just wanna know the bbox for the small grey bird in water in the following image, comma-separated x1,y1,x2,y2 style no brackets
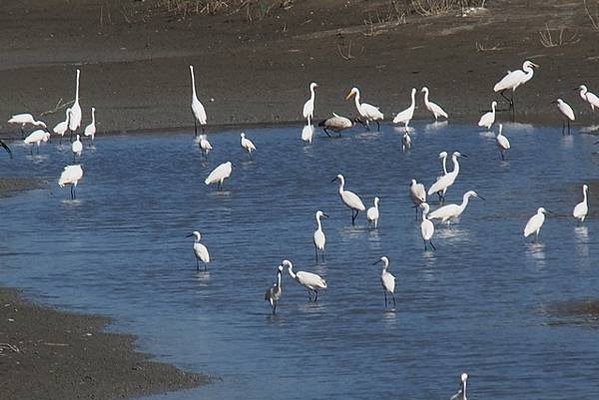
265,265,284,315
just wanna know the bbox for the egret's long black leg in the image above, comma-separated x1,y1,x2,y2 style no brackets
430,240,437,251
194,118,198,137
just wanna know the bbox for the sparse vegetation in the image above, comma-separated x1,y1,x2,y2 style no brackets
408,0,486,16
538,24,579,48
583,0,599,31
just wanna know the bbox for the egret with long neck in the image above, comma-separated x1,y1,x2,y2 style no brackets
190,65,207,136
427,152,466,202
332,174,366,225
313,210,328,262
427,190,484,225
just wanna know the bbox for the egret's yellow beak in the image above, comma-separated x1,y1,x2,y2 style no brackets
345,92,354,100
532,62,540,68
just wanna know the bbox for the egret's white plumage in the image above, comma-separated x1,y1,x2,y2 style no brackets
409,179,427,219
392,88,417,129
427,152,465,200
69,69,82,133
240,132,257,158
346,87,384,131
318,113,353,137
421,86,448,120
313,210,328,262
283,259,327,301
438,151,449,175
23,129,50,154
554,98,575,134
367,197,380,229
578,85,599,111
84,107,96,141
187,231,210,271
72,134,83,159
524,207,549,241
302,82,318,124
420,203,436,251
205,161,232,190
198,134,213,156
8,113,47,135
53,108,71,143
333,174,366,225
374,256,396,308
478,101,497,130
265,265,284,315
494,60,539,110
496,124,511,160
190,65,207,136
573,184,589,223
428,190,483,225
301,124,315,143
58,164,84,200
450,373,469,400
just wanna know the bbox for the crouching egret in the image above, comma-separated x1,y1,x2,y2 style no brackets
186,231,210,271
578,85,599,111
265,265,284,315
303,82,318,124
283,259,327,302
573,184,589,223
496,124,511,160
478,101,497,130
427,190,484,225
450,373,469,400
553,99,575,135
240,132,256,158
8,113,47,136
24,130,50,155
494,60,539,112
313,210,328,262
318,113,353,137
392,88,417,130
420,203,436,251
524,207,550,242
421,86,448,120
367,197,380,229
198,134,213,157
205,161,232,190
427,151,466,202
346,87,384,131
190,65,207,136
58,164,84,200
373,256,396,308
332,174,366,225
409,179,426,219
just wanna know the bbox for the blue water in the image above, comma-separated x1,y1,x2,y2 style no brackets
1,121,599,400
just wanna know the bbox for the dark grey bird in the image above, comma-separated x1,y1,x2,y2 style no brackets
265,265,284,315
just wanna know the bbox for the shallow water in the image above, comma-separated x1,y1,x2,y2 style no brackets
1,121,599,399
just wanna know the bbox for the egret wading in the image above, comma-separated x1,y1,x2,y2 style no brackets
578,85,599,111
84,107,96,141
421,86,448,120
553,98,575,135
69,69,82,140
427,151,466,202
373,256,396,308
367,197,380,229
186,231,210,271
240,132,257,159
265,265,284,315
58,164,84,200
420,203,436,251
313,210,328,262
332,174,366,225
205,161,232,190
190,65,207,136
428,190,484,225
53,108,71,144
8,113,47,137
318,113,353,137
450,373,469,400
524,207,550,242
409,179,427,219
478,101,497,130
346,87,384,131
494,60,539,113
301,123,315,143
431,151,449,201
496,124,511,160
573,184,589,223
302,82,318,125
72,134,83,161
24,130,50,155
283,259,327,302
392,88,417,130
198,134,213,157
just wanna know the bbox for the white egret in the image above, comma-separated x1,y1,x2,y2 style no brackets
8,113,47,137
392,88,417,129
186,231,210,271
72,134,83,161
205,161,232,190
346,87,384,131
373,256,396,308
428,190,484,225
478,101,497,130
578,85,599,111
83,107,96,141
240,132,257,158
283,259,327,302
301,123,315,143
23,130,50,155
332,174,366,225
69,69,82,137
420,203,436,251
494,60,539,111
190,65,207,136
573,184,589,223
553,98,575,135
427,151,466,201
421,86,448,120
496,123,511,160
265,265,284,315
302,82,318,124
53,108,71,144
450,373,468,400
318,113,353,137
367,197,380,229
409,179,427,219
313,210,328,262
58,164,84,200
431,151,449,201
523,207,549,242
198,134,213,157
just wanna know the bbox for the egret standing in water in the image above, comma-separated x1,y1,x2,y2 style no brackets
392,88,417,130
420,203,436,251
373,256,396,308
409,179,427,219
496,124,511,160
53,108,71,144
283,259,327,302
524,207,550,242
8,113,47,137
302,82,318,125
240,132,257,159
431,151,449,201
198,134,213,158
367,197,380,229
265,265,284,315
578,85,599,111
553,98,575,135
190,65,207,136
83,107,96,141
450,373,469,400
427,190,484,225
478,101,497,130
186,230,210,271
494,60,539,112
24,130,50,155
69,69,82,139
71,134,83,161
428,151,466,202
573,184,589,223
313,210,328,262
205,161,232,190
332,174,366,225
318,112,353,137
58,164,84,200
346,87,384,131
421,86,448,120
301,123,315,143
